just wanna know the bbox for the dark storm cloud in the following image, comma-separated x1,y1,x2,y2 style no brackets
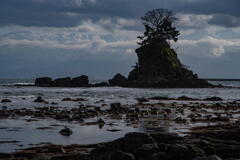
0,0,239,27
208,14,240,28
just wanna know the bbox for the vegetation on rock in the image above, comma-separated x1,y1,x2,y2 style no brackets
128,8,211,87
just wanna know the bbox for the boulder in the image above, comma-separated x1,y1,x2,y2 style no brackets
35,77,52,87
109,73,128,86
71,75,89,87
110,103,122,111
34,96,46,103
59,127,73,136
1,99,11,103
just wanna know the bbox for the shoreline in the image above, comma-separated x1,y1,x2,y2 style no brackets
1,122,240,160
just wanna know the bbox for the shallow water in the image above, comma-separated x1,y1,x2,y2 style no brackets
0,116,139,153
1,82,240,152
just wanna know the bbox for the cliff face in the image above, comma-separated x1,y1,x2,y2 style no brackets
127,40,212,88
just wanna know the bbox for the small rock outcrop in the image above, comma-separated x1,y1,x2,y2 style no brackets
59,127,73,136
109,73,128,86
35,75,90,87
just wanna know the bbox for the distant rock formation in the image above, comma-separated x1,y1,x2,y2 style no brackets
35,75,90,87
109,41,213,88
35,41,213,88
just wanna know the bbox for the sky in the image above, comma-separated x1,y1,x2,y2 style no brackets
0,0,240,79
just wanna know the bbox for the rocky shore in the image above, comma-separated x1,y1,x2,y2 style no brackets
1,94,240,159
1,95,236,125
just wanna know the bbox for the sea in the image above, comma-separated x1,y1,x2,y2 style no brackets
0,78,240,152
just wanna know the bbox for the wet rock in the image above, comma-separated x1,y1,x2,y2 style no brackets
177,96,198,101
36,145,65,153
1,99,11,103
110,103,122,111
204,97,223,101
110,150,135,160
2,106,7,109
193,155,222,160
136,97,149,103
62,98,86,101
107,129,122,132
59,127,73,136
149,96,174,100
34,96,46,103
62,97,72,101
98,118,105,124
35,77,52,87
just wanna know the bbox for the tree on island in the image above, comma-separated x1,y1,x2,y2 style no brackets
126,8,211,87
137,9,180,46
